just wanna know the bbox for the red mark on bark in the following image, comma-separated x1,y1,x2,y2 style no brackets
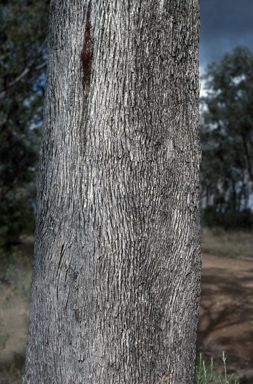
81,4,92,91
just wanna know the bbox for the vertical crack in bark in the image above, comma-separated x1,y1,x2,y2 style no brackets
81,2,92,96
56,244,65,300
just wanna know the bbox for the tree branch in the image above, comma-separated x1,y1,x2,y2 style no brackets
0,38,47,97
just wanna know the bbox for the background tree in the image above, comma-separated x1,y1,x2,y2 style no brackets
25,1,201,383
201,46,253,228
0,0,48,248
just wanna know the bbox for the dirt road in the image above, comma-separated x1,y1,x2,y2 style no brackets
198,254,253,382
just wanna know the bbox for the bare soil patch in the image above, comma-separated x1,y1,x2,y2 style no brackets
198,254,253,383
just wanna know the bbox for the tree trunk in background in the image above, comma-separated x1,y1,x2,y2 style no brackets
25,1,201,383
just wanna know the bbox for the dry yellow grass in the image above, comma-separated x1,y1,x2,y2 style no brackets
202,228,253,259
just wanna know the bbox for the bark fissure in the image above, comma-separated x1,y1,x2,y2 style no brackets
82,2,92,96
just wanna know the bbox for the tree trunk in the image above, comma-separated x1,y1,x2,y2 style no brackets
25,1,201,383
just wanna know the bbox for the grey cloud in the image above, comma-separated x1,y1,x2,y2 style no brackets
200,0,253,68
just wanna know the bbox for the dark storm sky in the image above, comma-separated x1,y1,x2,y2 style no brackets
200,0,253,71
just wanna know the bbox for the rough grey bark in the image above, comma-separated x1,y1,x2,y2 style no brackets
25,0,201,383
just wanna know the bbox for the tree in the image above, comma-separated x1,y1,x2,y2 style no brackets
25,1,201,383
0,0,48,248
201,46,253,218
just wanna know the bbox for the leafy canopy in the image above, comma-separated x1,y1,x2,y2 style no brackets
0,0,49,248
201,46,253,226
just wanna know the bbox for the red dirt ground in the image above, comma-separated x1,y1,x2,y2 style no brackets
198,254,253,383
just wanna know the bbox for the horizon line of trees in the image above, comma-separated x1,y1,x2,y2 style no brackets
200,46,253,229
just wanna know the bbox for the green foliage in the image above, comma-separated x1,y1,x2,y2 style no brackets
201,206,253,230
201,46,253,221
0,191,35,249
0,1,49,249
195,353,239,384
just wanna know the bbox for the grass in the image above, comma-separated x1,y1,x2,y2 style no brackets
0,366,24,384
202,227,253,259
195,352,240,384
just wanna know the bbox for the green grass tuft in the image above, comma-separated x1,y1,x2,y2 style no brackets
195,352,240,384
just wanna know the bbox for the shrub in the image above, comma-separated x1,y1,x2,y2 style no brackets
201,206,253,230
